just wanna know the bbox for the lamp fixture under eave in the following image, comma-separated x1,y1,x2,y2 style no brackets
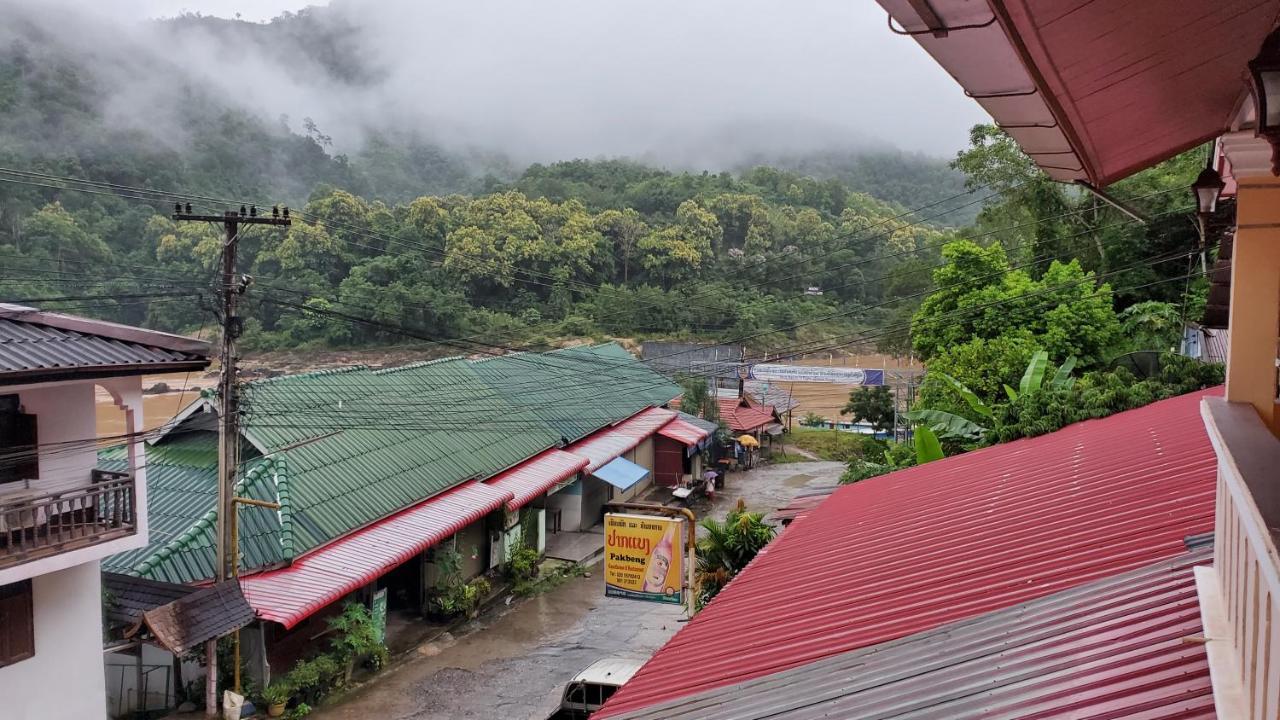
1191,165,1225,216
1248,26,1280,174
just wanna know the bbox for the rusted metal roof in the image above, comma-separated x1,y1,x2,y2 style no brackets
238,481,512,629
597,388,1220,717
103,572,195,627
605,549,1213,720
765,487,837,526
566,407,676,472
0,305,209,382
484,448,587,512
141,582,255,655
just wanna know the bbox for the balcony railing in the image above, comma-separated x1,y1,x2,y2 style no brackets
1201,397,1280,719
0,470,137,570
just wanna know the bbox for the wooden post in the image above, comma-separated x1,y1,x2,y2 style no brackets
173,205,289,714
204,639,217,718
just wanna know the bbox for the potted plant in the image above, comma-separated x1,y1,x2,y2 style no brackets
263,682,290,718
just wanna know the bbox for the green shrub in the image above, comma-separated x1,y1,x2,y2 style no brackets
788,428,880,463
326,602,388,672
507,544,541,583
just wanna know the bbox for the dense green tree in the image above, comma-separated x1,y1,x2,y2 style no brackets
841,386,895,433
912,240,1121,368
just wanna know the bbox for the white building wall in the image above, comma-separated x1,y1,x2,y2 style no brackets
17,382,97,495
0,561,108,720
0,378,148,586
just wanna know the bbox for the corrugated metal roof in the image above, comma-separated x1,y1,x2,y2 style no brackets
765,487,837,525
744,381,799,412
567,407,676,472
102,572,195,627
128,456,286,585
716,397,776,433
657,417,712,447
102,432,223,578
238,481,512,629
240,358,560,556
472,343,680,444
605,549,1214,720
597,388,1221,717
111,346,677,585
484,448,587,512
0,315,208,380
142,581,255,655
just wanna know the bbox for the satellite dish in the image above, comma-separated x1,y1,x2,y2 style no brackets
1111,351,1165,379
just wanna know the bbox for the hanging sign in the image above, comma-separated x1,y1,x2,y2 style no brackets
603,513,684,605
747,364,885,385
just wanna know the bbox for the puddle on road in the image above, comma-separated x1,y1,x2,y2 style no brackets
784,473,817,488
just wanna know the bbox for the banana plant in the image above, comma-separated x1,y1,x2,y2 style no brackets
904,372,990,441
907,352,1077,442
913,423,945,464
1003,352,1076,402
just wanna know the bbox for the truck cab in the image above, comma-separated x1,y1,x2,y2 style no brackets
548,658,644,719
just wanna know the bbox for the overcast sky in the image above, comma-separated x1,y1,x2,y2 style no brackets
83,1,991,162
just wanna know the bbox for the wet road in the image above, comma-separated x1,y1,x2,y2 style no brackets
309,460,844,720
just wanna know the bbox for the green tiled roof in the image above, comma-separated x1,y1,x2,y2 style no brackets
239,358,561,555
103,432,286,584
471,343,680,443
108,343,677,585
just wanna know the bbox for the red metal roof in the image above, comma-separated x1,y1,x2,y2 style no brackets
604,549,1213,720
598,388,1221,717
239,481,512,628
715,397,775,433
656,417,711,447
567,407,676,472
876,0,1280,186
484,448,588,512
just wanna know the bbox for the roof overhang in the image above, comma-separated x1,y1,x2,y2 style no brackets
0,304,211,355
877,0,1280,186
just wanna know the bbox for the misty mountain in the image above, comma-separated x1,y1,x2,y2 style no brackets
0,2,977,216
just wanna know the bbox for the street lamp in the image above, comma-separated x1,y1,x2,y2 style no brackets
1191,163,1224,275
1248,27,1280,174
1191,164,1225,216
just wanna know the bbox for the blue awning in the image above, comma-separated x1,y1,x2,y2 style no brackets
591,456,650,490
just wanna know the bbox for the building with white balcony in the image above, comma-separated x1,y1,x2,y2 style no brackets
0,305,209,720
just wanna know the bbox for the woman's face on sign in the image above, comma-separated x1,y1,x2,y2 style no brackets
647,549,670,583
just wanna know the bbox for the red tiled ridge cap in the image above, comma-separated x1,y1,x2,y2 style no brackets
597,387,1222,717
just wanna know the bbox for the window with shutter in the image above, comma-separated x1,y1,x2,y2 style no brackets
0,395,38,486
0,580,34,667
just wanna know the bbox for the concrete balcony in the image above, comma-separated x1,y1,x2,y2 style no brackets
0,470,136,570
1197,397,1280,719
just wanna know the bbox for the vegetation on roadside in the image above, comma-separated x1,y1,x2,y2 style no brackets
695,501,777,609
426,546,491,620
255,602,388,718
787,427,882,463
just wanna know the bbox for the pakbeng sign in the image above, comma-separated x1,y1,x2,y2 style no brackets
604,513,684,604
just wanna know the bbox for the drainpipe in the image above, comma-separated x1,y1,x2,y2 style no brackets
607,501,698,617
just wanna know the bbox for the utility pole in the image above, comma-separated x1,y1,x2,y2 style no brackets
173,203,289,716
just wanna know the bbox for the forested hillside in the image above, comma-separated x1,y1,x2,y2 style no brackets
0,7,1208,361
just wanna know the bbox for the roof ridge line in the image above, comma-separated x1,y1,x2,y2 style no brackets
249,366,371,385
371,356,467,373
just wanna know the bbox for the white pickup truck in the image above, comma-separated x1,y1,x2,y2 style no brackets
546,658,645,719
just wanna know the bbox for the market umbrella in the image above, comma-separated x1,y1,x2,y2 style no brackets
737,434,760,447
